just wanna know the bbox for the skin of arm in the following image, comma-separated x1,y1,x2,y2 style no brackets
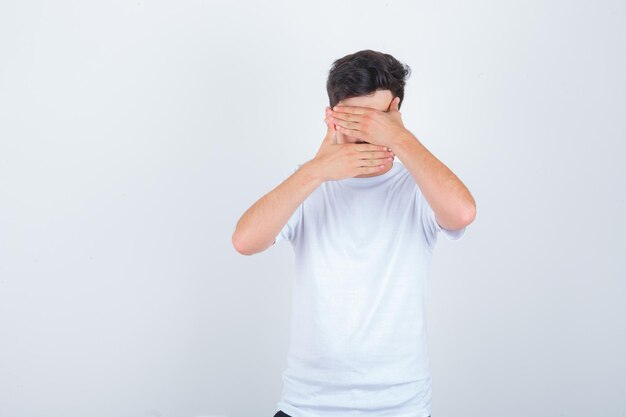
329,97,476,231
231,161,323,256
233,108,391,256
389,131,476,231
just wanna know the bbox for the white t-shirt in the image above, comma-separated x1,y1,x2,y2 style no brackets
274,159,466,417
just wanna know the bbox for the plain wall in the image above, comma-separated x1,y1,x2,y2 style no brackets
1,1,624,417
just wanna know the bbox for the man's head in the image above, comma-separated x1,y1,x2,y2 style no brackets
326,49,411,144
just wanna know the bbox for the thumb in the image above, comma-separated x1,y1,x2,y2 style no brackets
316,117,336,158
323,112,337,145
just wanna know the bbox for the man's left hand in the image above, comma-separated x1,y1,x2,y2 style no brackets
328,96,409,148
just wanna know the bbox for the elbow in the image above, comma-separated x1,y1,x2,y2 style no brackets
232,230,256,256
232,228,273,256
461,203,477,227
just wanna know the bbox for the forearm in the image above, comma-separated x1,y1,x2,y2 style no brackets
232,160,323,255
390,131,476,230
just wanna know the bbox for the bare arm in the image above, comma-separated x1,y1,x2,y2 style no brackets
231,161,323,256
232,108,393,256
390,131,476,230
329,99,476,231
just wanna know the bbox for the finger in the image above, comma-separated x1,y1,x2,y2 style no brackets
323,118,336,144
332,105,370,115
356,163,389,175
356,156,394,166
335,123,361,136
331,116,359,130
325,107,338,137
330,111,362,123
351,143,389,152
356,150,394,160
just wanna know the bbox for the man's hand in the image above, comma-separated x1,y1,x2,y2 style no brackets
327,96,408,148
305,107,395,182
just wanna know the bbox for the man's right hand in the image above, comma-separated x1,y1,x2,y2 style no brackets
305,107,395,182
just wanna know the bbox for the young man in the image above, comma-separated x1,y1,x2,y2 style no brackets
232,49,476,417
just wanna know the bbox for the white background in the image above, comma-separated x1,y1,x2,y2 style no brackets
1,1,625,417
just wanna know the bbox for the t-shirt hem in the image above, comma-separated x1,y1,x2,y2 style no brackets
276,401,431,417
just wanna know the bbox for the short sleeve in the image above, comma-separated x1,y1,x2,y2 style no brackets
274,163,304,245
417,187,466,248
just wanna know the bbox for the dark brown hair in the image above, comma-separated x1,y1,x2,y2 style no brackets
326,49,411,110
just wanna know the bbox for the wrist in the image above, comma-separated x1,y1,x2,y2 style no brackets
300,159,327,185
388,130,417,152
